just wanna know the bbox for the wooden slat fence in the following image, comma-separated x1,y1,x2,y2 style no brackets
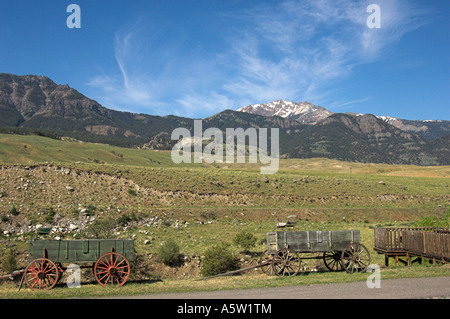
374,227,450,263
374,227,434,252
403,229,450,262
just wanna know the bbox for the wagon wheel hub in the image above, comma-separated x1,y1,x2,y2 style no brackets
323,251,345,272
37,271,46,280
281,259,290,266
108,267,117,275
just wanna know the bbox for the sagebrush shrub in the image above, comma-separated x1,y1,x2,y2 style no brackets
2,248,17,274
158,238,181,266
233,230,257,252
201,242,240,277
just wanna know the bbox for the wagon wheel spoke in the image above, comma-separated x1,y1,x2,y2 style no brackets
323,251,344,271
331,259,343,271
341,243,371,273
353,245,370,270
94,252,131,287
272,249,286,275
285,253,301,276
25,258,59,290
272,249,301,276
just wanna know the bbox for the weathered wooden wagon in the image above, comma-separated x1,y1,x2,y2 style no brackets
259,230,370,276
24,239,135,290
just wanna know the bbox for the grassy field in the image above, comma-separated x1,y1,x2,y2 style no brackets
0,133,449,298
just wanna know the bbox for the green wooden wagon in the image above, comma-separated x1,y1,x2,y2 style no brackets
259,230,370,276
24,239,135,290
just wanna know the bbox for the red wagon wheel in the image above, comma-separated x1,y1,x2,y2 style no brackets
94,251,131,287
25,258,59,290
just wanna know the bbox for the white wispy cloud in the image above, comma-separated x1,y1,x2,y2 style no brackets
87,27,156,113
222,0,430,109
87,19,185,114
87,0,431,117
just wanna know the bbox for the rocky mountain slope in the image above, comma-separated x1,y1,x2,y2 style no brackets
0,73,449,165
0,73,194,146
281,113,449,165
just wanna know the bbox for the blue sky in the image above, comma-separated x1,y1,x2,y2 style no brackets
0,0,448,120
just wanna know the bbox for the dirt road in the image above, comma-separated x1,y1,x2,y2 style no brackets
121,276,449,299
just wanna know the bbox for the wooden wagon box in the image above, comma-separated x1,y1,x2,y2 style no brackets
266,230,361,254
29,239,135,263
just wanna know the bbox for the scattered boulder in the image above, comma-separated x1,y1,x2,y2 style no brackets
260,176,269,183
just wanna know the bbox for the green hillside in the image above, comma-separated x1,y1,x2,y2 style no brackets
0,133,185,167
0,133,448,224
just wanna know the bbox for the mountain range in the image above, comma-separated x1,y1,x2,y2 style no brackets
238,99,450,138
0,73,449,165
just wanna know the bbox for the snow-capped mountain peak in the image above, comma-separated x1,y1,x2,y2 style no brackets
237,100,333,124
